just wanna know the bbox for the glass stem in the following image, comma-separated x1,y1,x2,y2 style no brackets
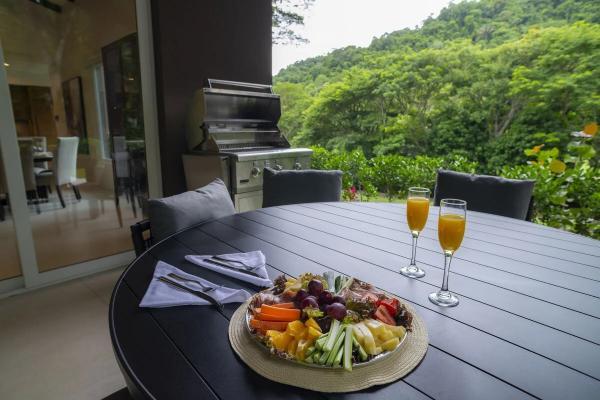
441,250,453,291
410,232,419,267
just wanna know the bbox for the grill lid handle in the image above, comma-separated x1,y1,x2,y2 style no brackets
207,79,273,94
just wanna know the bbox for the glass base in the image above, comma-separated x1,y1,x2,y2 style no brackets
400,265,425,279
429,290,459,307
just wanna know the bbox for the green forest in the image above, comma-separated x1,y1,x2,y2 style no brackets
273,0,600,238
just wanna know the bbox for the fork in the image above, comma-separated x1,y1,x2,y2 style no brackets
211,256,261,271
167,273,217,292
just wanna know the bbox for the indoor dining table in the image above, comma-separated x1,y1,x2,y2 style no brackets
110,202,600,400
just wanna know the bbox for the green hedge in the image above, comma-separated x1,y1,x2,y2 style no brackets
310,144,599,239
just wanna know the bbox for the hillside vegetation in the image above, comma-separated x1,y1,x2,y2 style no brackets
274,0,599,171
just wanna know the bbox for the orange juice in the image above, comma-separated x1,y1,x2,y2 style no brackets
438,214,466,251
407,197,430,232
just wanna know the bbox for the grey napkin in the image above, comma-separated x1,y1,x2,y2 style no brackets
139,261,251,308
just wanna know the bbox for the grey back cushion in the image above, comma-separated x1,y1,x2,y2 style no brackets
148,178,235,241
433,169,535,220
262,168,343,208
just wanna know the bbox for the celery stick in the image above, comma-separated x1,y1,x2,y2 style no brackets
324,320,340,352
333,346,343,367
304,354,314,364
306,346,316,357
315,332,329,350
326,331,346,366
318,348,330,364
343,325,354,371
352,336,368,361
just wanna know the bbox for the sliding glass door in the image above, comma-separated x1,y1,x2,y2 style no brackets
0,0,160,293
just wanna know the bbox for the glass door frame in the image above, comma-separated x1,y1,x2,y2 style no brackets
0,0,162,296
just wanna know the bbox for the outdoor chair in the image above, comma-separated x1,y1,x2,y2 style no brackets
262,167,343,207
131,178,235,255
433,169,535,220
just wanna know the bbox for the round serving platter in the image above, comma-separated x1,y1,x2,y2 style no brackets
244,294,408,369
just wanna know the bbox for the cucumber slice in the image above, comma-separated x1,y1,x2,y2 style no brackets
323,319,340,352
333,346,343,367
326,330,346,366
352,335,368,361
343,325,354,371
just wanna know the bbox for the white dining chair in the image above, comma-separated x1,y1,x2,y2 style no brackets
19,139,41,213
37,137,87,208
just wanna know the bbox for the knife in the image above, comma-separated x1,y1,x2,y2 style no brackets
203,257,263,278
158,276,224,311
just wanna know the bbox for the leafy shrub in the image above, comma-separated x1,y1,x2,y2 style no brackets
311,146,476,200
311,136,598,239
501,131,599,239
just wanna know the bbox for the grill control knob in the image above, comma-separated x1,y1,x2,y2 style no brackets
251,167,261,177
274,164,283,171
294,162,302,170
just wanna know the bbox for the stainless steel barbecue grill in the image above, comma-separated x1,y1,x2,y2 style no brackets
183,79,312,212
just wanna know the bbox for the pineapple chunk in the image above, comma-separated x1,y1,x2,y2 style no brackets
381,337,400,352
296,339,311,361
307,326,322,341
364,319,386,337
286,320,305,337
355,322,377,355
266,330,282,339
352,324,365,344
287,339,299,356
378,329,395,342
386,324,406,339
372,346,383,355
271,332,293,351
304,318,321,332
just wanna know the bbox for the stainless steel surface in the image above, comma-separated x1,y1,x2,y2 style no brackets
203,258,263,278
157,277,223,311
184,79,313,212
167,273,216,292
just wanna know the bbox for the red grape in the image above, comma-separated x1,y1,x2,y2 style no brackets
295,289,308,303
326,303,347,320
300,295,319,309
307,279,324,296
318,291,334,305
332,295,346,305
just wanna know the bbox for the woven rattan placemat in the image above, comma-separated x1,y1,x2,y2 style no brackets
228,299,428,393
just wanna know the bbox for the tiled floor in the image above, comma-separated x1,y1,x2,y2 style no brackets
0,267,127,400
0,184,140,280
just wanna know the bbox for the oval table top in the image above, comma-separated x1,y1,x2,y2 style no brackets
110,202,600,400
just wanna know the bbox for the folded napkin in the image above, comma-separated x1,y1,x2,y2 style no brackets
139,260,251,308
185,251,273,287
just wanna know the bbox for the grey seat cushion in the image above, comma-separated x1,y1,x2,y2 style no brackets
433,169,535,220
262,168,343,208
148,178,235,241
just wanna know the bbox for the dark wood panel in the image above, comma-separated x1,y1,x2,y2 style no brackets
357,203,600,265
110,271,218,400
213,216,600,399
302,203,600,300
196,221,536,400
151,0,272,195
258,206,600,343
354,202,600,250
329,202,600,275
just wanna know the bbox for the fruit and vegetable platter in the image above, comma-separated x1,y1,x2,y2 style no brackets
246,273,414,371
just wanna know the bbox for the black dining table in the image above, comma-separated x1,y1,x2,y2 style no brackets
110,202,600,400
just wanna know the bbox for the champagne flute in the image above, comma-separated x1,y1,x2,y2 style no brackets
400,187,431,279
429,199,466,307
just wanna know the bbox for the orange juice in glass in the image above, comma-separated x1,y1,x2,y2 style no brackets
429,199,467,307
400,187,431,279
